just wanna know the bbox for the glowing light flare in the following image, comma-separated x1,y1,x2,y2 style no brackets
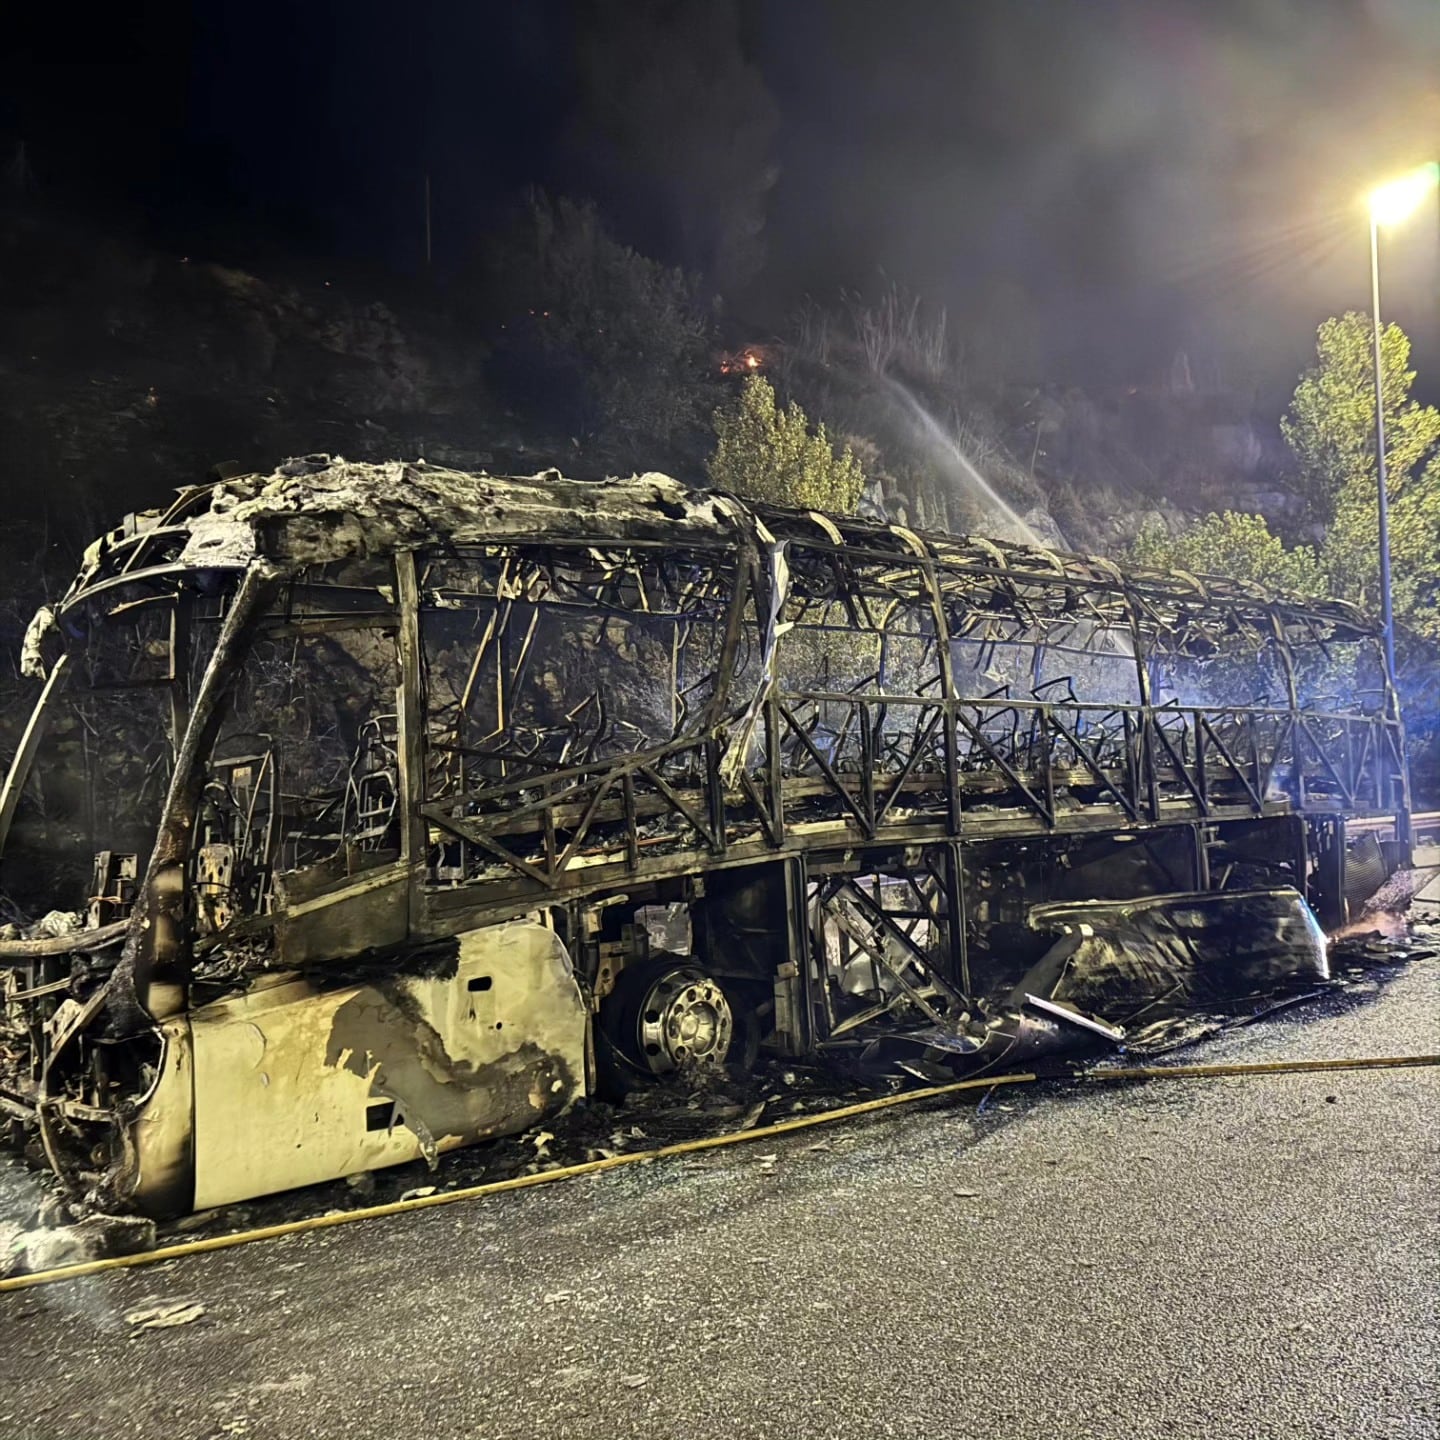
1368,163,1439,227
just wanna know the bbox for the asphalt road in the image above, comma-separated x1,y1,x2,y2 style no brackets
2,958,1436,1440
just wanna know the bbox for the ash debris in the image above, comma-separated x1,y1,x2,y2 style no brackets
1,923,1421,1265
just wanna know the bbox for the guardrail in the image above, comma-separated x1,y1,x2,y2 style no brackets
1348,810,1440,843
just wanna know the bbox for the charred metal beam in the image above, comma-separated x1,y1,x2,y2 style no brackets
105,561,278,1025
0,654,71,860
395,550,429,924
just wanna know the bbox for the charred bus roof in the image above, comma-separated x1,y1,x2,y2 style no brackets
41,455,1379,661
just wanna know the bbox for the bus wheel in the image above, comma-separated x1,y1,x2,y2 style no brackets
599,959,735,1083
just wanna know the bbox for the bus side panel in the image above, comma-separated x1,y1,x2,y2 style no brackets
137,920,588,1211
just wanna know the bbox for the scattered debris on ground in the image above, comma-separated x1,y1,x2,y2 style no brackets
124,1300,206,1330
1,1213,155,1278
0,925,1432,1260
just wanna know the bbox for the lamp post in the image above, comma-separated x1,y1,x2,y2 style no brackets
1366,162,1438,851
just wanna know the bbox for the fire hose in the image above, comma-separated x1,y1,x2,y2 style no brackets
2,1050,1436,1294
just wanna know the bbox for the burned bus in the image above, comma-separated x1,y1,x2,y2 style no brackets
0,459,1410,1213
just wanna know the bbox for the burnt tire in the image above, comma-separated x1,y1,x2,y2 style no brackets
595,957,754,1098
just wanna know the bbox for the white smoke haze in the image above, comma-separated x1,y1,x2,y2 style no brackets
1,1157,123,1329
757,0,1440,394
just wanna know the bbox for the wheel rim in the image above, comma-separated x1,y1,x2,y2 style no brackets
636,968,734,1076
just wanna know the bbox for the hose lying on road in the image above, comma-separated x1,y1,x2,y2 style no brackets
2,1051,1436,1294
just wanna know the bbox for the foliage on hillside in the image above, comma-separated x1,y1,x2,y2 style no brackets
480,191,719,464
1136,314,1440,641
707,375,866,513
1333,465,1440,642
1130,511,1325,596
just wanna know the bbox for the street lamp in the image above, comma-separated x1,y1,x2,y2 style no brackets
1366,164,1438,682
1366,161,1437,851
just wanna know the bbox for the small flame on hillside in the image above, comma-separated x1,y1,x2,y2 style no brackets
720,346,765,375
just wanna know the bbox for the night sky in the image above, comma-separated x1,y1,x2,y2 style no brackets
5,0,1439,400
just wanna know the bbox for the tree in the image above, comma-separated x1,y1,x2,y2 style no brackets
1278,315,1440,622
1129,510,1325,596
1281,312,1440,526
707,375,867,513
481,192,717,461
1390,463,1440,642
1331,452,1440,641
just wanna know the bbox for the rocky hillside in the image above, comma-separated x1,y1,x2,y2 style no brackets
1,209,565,548
2,206,1307,569
770,335,1303,561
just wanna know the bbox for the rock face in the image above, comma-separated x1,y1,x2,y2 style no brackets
1021,380,1301,555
